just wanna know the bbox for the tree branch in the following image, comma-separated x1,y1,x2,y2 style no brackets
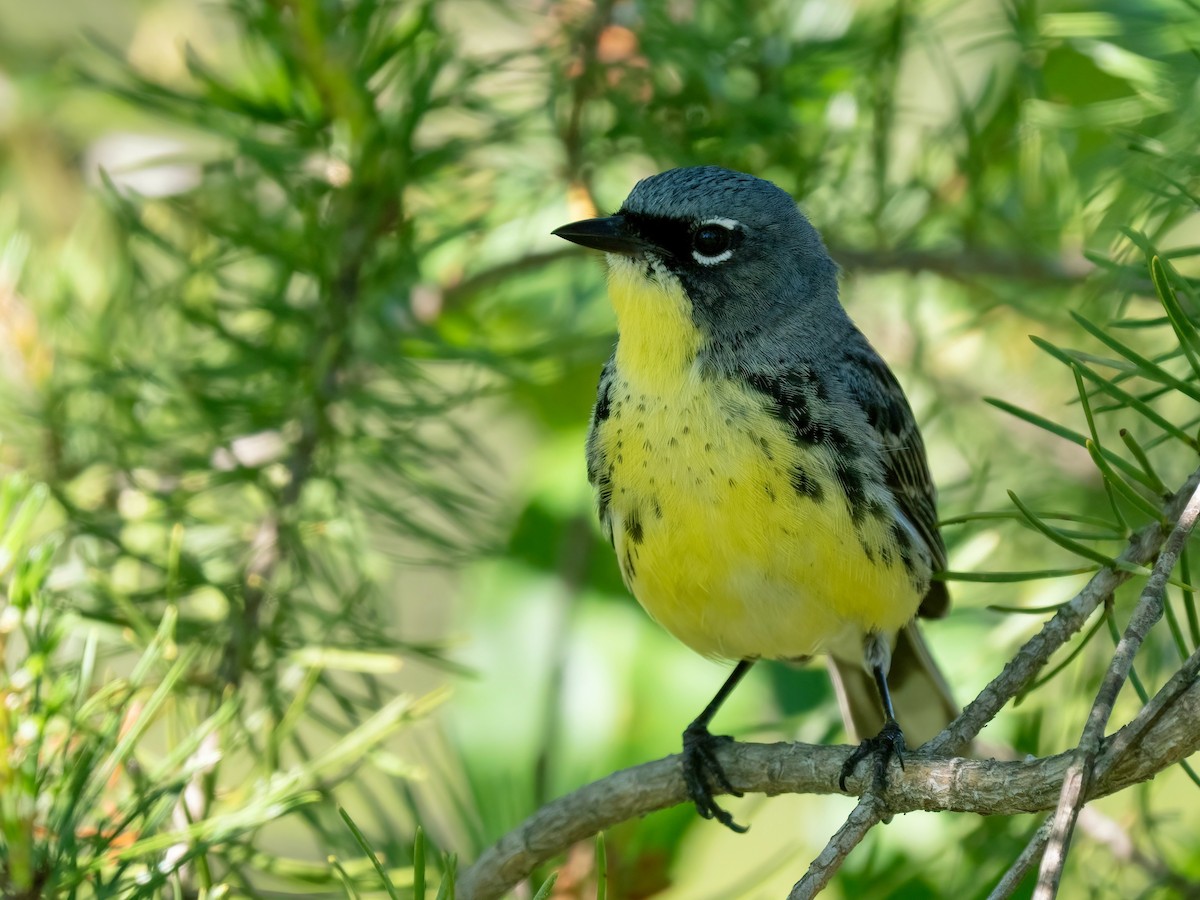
828,245,1096,288
456,474,1200,900
790,468,1200,893
1035,480,1200,898
457,669,1200,900
993,639,1200,898
989,817,1054,900
926,468,1200,757
787,798,882,900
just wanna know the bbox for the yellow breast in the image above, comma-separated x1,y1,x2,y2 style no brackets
595,258,922,661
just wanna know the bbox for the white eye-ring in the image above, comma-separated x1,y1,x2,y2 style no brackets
691,217,740,266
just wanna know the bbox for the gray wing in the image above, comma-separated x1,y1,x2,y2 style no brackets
842,347,949,618
586,356,617,546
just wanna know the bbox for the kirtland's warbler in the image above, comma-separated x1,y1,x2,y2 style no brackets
553,166,956,832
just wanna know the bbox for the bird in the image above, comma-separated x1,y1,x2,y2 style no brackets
552,165,957,832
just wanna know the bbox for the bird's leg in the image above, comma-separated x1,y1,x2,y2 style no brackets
681,659,753,833
839,634,906,792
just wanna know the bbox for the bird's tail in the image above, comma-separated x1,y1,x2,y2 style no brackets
827,623,957,748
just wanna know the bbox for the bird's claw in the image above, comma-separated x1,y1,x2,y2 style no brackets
839,718,906,793
681,722,748,833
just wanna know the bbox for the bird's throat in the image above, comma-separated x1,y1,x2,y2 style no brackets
607,257,703,389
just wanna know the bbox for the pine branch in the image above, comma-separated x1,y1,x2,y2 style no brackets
1034,480,1200,898
993,639,1200,898
457,467,1200,900
787,799,882,900
457,668,1200,900
829,245,1099,288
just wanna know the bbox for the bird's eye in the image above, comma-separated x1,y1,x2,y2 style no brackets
690,222,738,265
692,225,732,258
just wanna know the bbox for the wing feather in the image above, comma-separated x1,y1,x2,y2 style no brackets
843,349,949,618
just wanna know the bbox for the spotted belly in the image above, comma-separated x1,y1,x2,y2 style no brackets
592,376,926,662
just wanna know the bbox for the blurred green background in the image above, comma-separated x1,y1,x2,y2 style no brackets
2,0,1200,897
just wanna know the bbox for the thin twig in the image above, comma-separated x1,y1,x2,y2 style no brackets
458,470,1200,900
989,817,1054,900
788,799,883,899
1034,480,1200,899
456,676,1200,900
830,245,1097,288
1103,643,1200,765
442,249,578,311
993,640,1200,898
926,467,1200,757
989,809,1186,900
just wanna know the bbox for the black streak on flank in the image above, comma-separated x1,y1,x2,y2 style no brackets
586,430,614,529
626,509,644,545
794,366,831,403
595,474,613,530
890,520,915,574
864,497,888,521
594,387,612,424
744,371,854,457
790,465,823,501
834,457,868,522
589,375,615,529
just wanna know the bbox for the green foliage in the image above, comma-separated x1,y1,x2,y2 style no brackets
3,0,1200,896
2,0,489,894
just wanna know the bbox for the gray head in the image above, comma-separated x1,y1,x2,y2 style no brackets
553,166,844,347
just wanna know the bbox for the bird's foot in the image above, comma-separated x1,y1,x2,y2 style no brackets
839,718,906,793
681,722,747,833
